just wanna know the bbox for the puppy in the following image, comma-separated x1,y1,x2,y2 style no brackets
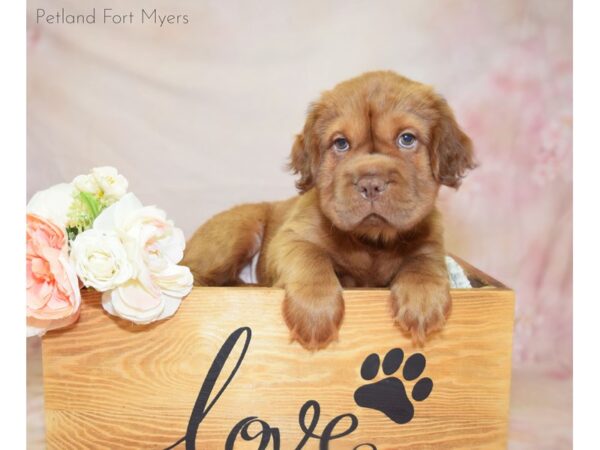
182,71,475,350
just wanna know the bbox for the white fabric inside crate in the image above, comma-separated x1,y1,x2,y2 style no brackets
445,256,472,288
240,255,472,288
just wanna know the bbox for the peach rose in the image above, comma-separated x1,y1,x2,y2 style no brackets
26,214,81,337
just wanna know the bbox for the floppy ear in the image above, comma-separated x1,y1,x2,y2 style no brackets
288,104,321,193
430,99,477,188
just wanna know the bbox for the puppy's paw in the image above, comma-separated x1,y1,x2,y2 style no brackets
391,276,451,345
282,286,344,351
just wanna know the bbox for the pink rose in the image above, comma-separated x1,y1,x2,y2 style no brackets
26,214,81,337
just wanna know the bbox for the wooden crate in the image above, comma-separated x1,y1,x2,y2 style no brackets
42,262,514,449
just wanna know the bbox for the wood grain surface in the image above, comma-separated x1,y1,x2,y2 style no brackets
42,287,514,449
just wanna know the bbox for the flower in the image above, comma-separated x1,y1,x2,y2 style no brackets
68,167,129,239
101,279,186,325
92,166,128,200
25,167,191,331
92,193,192,324
73,166,128,202
26,183,75,229
70,229,133,291
72,174,98,195
26,214,81,337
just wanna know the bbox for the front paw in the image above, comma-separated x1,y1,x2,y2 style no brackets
282,285,344,351
391,276,451,345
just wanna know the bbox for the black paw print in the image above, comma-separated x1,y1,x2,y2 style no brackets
353,348,433,424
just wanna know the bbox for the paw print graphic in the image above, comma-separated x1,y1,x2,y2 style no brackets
353,348,433,424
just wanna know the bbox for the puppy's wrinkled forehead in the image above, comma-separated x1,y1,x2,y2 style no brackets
313,72,441,145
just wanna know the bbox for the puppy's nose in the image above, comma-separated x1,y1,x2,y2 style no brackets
356,176,387,201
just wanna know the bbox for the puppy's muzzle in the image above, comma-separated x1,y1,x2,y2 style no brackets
355,175,389,201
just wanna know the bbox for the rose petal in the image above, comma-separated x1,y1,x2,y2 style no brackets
93,192,143,233
117,281,161,311
30,257,50,280
27,214,65,250
45,289,72,312
26,259,35,288
102,282,164,325
154,264,193,299
155,293,182,321
161,227,185,264
26,282,53,310
27,308,80,337
26,184,75,229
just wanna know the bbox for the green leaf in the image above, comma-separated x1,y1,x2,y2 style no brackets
66,226,79,243
79,192,101,220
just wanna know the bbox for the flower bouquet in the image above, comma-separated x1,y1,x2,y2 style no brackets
26,167,193,336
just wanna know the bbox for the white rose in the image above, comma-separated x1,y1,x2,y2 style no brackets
91,166,128,200
27,183,76,229
94,193,185,268
70,229,133,291
93,193,192,324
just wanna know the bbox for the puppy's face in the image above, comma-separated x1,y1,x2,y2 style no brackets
290,71,475,240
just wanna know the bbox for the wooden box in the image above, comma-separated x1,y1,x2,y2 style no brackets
42,259,514,449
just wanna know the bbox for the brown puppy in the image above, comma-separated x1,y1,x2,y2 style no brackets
182,71,475,350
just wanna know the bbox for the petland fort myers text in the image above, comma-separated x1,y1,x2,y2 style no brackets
36,8,189,26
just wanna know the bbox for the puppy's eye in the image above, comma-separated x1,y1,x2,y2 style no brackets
333,137,350,152
396,132,418,150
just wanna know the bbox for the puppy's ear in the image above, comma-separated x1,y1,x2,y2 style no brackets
288,104,321,193
289,134,314,192
430,98,477,188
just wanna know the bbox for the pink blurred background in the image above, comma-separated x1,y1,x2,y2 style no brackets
27,0,572,448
